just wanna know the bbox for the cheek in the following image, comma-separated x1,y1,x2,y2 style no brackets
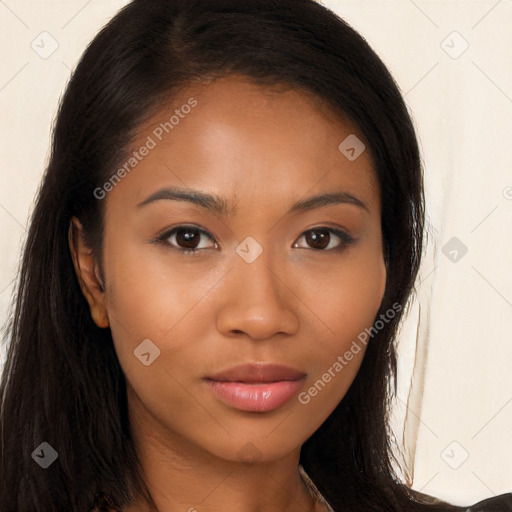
295,247,386,406
103,229,215,328
102,245,212,422
100,233,193,363
302,248,386,344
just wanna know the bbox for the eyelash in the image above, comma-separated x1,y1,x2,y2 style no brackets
153,225,356,255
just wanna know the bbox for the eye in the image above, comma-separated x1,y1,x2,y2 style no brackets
153,225,354,255
154,225,218,255
293,227,355,251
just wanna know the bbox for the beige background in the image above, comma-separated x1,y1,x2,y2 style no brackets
1,0,511,505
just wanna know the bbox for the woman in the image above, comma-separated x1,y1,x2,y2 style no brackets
0,1,510,511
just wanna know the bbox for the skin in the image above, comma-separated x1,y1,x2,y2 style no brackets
70,75,386,512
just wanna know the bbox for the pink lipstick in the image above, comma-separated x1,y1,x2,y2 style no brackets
204,363,306,413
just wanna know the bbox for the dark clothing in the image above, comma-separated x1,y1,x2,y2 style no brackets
467,493,512,511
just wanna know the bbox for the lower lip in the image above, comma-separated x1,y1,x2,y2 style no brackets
205,379,305,412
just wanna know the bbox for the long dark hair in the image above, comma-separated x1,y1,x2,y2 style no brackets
0,1,463,510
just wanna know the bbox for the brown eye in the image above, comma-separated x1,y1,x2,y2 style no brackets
175,227,202,249
156,225,218,254
294,227,354,251
305,229,331,250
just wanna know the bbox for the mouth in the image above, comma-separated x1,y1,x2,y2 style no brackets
204,363,307,413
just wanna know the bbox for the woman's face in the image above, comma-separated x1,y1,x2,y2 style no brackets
77,75,386,463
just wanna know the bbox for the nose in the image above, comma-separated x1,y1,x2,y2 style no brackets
215,250,300,341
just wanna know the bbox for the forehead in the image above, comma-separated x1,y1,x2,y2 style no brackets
106,75,379,212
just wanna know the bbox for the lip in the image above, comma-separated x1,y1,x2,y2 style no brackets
204,363,307,413
207,363,306,383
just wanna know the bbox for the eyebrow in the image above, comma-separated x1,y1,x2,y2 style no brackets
136,186,369,215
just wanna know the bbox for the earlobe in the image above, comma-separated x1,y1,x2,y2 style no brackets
68,218,110,329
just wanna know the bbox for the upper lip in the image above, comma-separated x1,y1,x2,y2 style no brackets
206,363,307,383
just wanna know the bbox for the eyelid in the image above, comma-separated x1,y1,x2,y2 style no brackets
153,224,356,254
292,226,355,250
153,225,219,254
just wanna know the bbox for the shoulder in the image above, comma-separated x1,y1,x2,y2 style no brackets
465,493,512,511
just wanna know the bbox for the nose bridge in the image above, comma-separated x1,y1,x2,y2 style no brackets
234,239,284,306
216,239,299,339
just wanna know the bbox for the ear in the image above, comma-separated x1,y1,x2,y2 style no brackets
68,217,110,328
